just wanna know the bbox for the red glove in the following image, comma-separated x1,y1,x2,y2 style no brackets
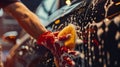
37,31,80,67
0,0,19,8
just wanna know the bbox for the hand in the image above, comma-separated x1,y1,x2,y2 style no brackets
0,0,19,8
37,31,80,67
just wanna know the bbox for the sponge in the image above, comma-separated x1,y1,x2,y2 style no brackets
58,24,77,50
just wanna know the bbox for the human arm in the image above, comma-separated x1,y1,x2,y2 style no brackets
2,1,48,39
1,1,79,67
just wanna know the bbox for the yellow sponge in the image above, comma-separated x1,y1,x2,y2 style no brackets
58,24,77,50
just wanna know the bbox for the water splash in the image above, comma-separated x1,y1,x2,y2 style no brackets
104,0,114,17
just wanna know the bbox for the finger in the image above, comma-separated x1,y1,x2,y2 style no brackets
59,34,71,41
60,46,69,53
63,56,75,66
53,31,59,36
68,50,80,56
68,50,85,59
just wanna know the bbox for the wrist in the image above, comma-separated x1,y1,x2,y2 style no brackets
37,31,53,45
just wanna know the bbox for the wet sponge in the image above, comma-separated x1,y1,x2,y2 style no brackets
58,24,77,50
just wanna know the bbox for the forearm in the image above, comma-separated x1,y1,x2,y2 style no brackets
3,2,48,39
